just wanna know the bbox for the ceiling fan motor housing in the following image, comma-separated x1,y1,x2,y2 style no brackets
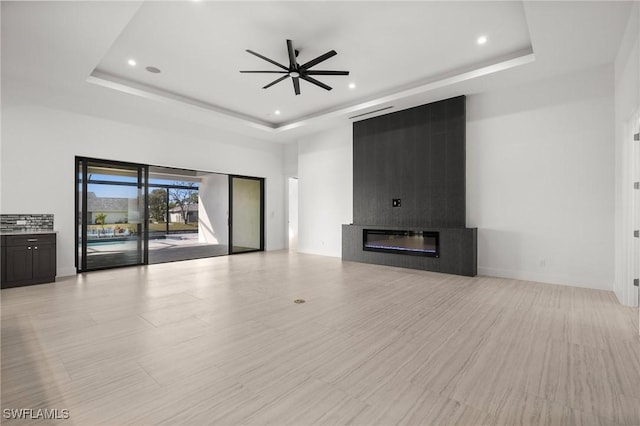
240,39,349,95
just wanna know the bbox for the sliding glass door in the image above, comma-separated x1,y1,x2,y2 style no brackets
76,158,148,272
229,176,264,254
75,159,265,272
147,166,229,264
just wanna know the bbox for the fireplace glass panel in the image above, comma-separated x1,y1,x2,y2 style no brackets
363,230,439,257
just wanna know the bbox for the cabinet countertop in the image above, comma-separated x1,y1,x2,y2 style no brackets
0,231,58,236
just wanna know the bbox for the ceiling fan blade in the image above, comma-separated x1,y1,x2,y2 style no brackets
292,76,301,95
246,49,289,71
300,50,337,70
304,70,350,76
263,75,289,89
300,75,332,91
286,39,297,70
240,70,288,73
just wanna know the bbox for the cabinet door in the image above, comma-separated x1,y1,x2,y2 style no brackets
1,243,6,283
33,244,56,280
5,245,33,282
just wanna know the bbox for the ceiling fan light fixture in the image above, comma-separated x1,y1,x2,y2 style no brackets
240,39,349,96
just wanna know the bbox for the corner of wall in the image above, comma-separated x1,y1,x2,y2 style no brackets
296,125,353,257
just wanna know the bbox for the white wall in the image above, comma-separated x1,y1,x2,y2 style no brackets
295,66,615,291
297,124,352,257
198,173,229,245
614,1,640,306
1,105,285,277
284,142,298,177
466,64,615,291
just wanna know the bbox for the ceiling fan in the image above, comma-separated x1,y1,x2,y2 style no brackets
240,39,349,96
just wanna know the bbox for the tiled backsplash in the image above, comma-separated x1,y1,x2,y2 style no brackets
0,214,54,233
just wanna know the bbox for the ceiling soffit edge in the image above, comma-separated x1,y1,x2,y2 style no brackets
87,47,535,135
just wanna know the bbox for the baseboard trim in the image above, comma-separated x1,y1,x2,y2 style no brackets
477,266,612,292
297,248,340,258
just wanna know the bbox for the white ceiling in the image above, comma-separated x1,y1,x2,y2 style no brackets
1,1,633,143
93,1,532,126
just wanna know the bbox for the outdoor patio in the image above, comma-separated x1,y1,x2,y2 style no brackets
85,233,228,269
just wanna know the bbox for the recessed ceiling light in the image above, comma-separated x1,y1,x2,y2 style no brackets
348,82,356,90
274,110,281,115
477,36,487,45
127,59,136,66
146,66,161,74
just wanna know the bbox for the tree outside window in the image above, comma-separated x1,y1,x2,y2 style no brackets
148,188,167,223
169,183,198,224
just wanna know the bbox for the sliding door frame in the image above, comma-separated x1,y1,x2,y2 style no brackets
75,156,149,272
76,158,266,272
228,175,265,254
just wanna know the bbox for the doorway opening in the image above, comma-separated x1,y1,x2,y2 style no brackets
288,177,298,251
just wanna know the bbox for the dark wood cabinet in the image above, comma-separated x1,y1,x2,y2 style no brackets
1,233,56,289
5,244,32,282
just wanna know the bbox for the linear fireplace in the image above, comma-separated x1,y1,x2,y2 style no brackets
363,229,439,258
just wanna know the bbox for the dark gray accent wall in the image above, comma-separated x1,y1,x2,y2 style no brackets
353,96,466,227
344,95,477,276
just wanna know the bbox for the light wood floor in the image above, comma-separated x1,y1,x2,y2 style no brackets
2,251,639,425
